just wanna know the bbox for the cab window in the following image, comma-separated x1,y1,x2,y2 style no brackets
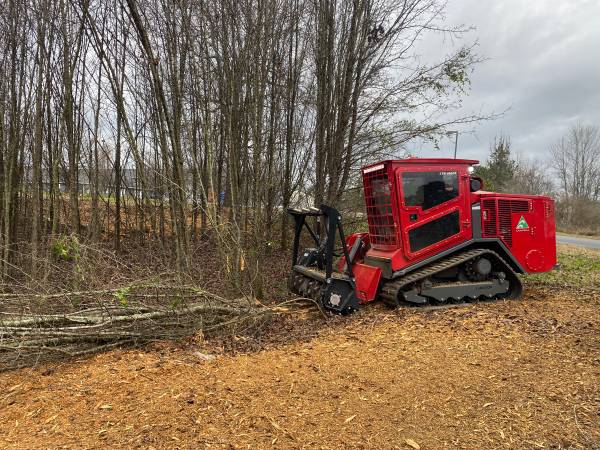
402,171,459,210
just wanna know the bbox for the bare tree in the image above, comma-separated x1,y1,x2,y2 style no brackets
313,0,482,206
0,0,486,291
511,156,554,196
551,123,600,226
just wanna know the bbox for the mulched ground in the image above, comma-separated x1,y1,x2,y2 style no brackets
1,285,598,449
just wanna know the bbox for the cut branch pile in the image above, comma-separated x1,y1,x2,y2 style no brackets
0,284,279,371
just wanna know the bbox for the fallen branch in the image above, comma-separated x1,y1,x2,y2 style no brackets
0,284,282,371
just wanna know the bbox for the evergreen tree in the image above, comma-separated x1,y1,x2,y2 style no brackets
475,135,518,192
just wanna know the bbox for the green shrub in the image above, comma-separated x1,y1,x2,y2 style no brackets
50,235,81,262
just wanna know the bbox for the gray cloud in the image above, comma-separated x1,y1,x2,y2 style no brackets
411,0,600,163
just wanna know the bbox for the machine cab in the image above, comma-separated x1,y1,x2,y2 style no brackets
362,159,477,274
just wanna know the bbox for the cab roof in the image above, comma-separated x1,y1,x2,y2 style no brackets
362,158,479,172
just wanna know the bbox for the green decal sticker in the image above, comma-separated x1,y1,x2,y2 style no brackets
516,216,529,230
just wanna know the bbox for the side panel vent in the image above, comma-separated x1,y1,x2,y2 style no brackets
483,198,530,247
363,167,398,247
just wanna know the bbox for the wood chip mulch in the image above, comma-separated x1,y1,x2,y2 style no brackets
0,288,598,449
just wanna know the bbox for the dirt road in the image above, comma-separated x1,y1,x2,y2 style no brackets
1,286,598,449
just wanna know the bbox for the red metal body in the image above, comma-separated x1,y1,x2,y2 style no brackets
348,158,556,303
475,192,556,272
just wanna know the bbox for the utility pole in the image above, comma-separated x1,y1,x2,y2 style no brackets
446,131,459,158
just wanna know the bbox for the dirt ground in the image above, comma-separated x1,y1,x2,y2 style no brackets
1,283,598,449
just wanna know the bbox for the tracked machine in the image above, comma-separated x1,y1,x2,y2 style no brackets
288,158,556,314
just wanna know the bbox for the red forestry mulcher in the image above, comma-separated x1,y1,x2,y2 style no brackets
288,158,556,314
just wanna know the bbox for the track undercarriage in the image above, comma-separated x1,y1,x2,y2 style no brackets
378,249,523,307
290,248,523,311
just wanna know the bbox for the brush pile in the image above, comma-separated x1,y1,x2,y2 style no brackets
0,283,275,370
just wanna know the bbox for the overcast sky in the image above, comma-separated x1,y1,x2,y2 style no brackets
411,0,600,163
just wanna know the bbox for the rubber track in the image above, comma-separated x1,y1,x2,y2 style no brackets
379,249,522,306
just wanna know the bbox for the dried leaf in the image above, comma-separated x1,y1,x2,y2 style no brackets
44,414,58,424
405,438,420,449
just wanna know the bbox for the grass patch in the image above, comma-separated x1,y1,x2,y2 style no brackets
556,227,600,239
526,244,600,289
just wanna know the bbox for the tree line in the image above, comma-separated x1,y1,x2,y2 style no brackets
475,123,600,234
0,0,480,290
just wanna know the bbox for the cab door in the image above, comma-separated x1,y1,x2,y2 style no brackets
395,165,472,260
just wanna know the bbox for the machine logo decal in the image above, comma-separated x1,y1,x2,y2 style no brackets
516,216,529,230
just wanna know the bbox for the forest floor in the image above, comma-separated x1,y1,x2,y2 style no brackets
0,245,599,449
